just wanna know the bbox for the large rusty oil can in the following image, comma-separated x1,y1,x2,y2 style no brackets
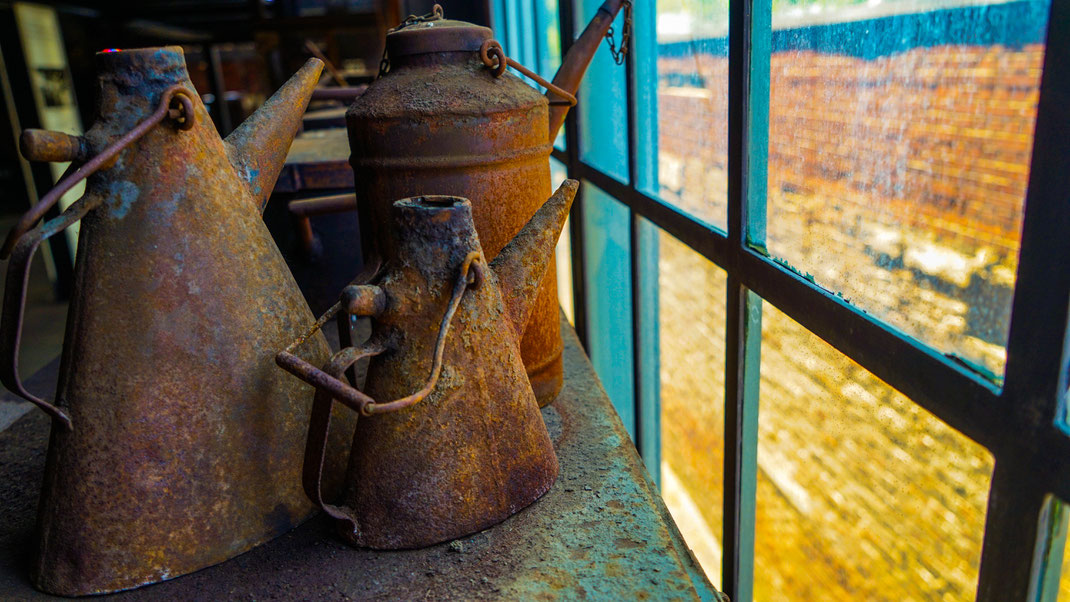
347,1,629,407
0,47,354,596
277,180,578,548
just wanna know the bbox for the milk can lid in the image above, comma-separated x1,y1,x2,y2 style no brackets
385,8,493,59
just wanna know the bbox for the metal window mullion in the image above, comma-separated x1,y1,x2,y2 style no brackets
1000,0,1070,439
723,0,770,594
624,6,660,477
978,3,1070,599
723,279,762,601
559,0,589,348
974,460,1049,601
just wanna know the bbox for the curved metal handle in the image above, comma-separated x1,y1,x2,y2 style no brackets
0,85,196,430
1,85,195,259
277,251,483,416
480,40,578,107
301,343,384,538
0,194,103,430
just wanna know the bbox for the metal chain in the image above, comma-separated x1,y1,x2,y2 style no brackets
378,3,446,77
604,0,633,65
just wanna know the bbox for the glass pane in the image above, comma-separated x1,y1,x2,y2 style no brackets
1039,497,1070,600
658,229,727,588
576,0,629,182
535,0,566,151
582,182,635,432
755,302,994,601
764,1,1051,378
550,157,574,324
1058,504,1070,602
642,0,729,230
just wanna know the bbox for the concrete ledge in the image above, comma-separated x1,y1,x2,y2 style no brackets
0,317,721,600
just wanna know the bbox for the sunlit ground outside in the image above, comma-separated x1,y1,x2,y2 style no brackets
655,230,995,600
658,232,727,589
753,304,992,600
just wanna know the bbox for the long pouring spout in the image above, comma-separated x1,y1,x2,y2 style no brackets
491,179,579,341
225,58,324,214
547,0,626,141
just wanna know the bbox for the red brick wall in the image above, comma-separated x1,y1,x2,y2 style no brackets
658,44,1044,260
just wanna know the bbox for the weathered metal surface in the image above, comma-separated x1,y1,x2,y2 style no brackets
19,129,89,163
0,320,724,600
279,181,578,549
346,1,626,407
479,40,577,108
0,47,353,596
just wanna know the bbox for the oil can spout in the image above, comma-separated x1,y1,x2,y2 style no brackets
547,0,625,140
225,58,324,214
490,179,578,341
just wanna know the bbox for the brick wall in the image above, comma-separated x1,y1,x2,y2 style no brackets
658,44,1044,260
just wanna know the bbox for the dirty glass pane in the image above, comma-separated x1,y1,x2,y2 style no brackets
754,302,994,601
582,182,635,432
763,0,1051,379
658,229,727,589
640,0,729,230
536,0,566,150
550,157,574,324
1038,497,1070,600
1058,502,1070,602
576,0,629,182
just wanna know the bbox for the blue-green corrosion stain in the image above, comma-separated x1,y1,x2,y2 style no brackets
106,180,140,218
236,163,261,197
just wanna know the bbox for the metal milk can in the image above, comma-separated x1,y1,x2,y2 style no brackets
346,1,630,407
278,180,578,549
0,47,353,595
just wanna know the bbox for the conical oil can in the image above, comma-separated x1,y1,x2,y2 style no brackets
278,180,578,548
0,47,354,595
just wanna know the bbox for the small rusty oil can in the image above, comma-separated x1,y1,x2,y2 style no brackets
279,180,578,548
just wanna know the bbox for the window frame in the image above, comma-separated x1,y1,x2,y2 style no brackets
499,0,1070,599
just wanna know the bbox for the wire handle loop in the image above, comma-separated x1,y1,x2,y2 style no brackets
479,40,578,107
277,251,483,417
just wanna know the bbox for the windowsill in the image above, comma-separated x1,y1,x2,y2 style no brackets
0,316,722,600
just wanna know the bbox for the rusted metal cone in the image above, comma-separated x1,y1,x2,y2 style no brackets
0,47,354,596
284,180,578,549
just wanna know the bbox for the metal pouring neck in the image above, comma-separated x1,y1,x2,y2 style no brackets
94,46,194,128
96,46,189,91
391,196,483,276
